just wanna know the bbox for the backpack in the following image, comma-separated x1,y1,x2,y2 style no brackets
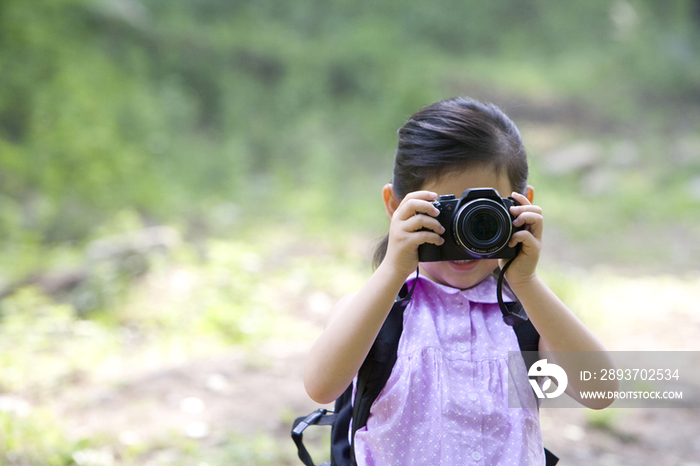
292,277,559,466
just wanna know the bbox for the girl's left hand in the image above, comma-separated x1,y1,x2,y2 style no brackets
499,191,543,288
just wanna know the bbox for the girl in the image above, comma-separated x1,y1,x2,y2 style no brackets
304,97,614,465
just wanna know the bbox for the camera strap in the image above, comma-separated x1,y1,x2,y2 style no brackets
497,257,529,326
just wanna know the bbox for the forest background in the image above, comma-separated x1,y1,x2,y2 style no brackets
1,0,700,465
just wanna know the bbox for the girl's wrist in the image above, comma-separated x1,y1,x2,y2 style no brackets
381,248,418,280
376,258,416,294
506,272,540,296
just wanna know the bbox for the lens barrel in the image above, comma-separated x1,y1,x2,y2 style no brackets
453,199,512,256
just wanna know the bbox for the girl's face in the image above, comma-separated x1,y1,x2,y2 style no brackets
419,165,515,290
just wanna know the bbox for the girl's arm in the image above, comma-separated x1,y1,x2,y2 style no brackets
303,190,444,404
512,275,617,408
504,191,618,409
303,262,406,404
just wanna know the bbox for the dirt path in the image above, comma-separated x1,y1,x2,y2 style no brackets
58,340,700,465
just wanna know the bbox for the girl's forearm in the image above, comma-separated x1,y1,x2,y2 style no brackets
303,262,408,404
510,275,605,352
511,275,618,408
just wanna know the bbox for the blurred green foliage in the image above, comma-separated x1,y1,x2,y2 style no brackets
1,0,698,250
0,408,80,466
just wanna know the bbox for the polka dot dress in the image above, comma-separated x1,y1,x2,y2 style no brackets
353,274,545,466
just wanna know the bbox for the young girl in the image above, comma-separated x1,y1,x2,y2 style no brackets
304,97,614,465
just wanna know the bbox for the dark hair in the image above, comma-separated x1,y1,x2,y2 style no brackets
373,96,529,268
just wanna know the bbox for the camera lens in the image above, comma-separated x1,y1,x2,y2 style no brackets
469,211,500,242
453,199,512,256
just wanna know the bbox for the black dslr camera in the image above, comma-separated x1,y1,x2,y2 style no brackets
418,188,523,262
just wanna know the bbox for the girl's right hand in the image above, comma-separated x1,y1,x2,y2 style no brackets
383,190,445,278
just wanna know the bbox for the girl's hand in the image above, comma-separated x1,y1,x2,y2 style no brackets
500,191,543,288
384,190,445,278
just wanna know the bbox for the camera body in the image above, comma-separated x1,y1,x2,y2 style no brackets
418,188,522,262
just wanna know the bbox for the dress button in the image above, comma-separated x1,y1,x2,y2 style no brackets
457,343,467,352
472,451,482,461
468,393,478,402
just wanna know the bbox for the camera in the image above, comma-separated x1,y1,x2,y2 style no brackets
418,188,523,262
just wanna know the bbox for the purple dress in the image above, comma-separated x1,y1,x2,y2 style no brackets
353,274,545,465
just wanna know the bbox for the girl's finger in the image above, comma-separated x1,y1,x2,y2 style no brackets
411,230,445,247
512,212,543,239
510,204,542,216
403,214,445,234
510,191,531,206
513,211,542,227
395,198,440,221
401,190,439,203
508,229,539,250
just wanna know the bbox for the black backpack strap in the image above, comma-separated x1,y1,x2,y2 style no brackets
512,317,539,352
512,313,559,465
511,309,543,393
329,385,353,465
512,316,540,368
545,447,559,465
292,409,337,466
291,386,354,466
